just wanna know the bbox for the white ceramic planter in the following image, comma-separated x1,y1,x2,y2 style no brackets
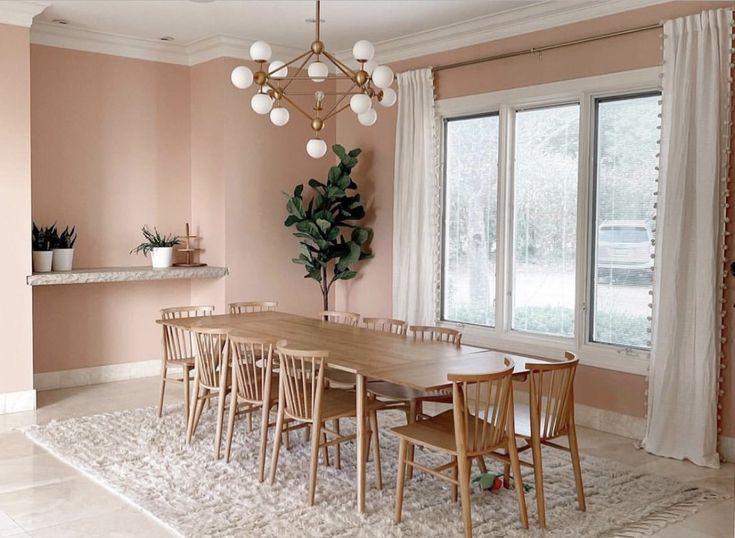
151,247,174,268
52,248,74,271
32,251,53,273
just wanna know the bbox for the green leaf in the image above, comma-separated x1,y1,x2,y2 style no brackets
336,241,361,271
308,178,325,190
293,184,304,197
296,220,321,238
327,186,345,199
284,215,299,227
348,148,362,158
351,227,369,245
316,218,331,233
332,144,347,161
328,166,342,184
337,270,357,280
306,269,322,282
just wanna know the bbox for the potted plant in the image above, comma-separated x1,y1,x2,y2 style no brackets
284,144,372,310
32,222,54,272
50,225,77,271
130,226,180,268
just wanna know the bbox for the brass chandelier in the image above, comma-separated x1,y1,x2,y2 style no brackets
230,0,397,158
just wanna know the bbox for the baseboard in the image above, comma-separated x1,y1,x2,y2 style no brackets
573,402,646,440
719,436,735,463
0,389,37,414
34,360,160,391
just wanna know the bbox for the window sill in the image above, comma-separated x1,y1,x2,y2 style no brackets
439,321,649,376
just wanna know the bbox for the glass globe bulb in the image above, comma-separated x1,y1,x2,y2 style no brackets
379,87,397,108
268,60,287,79
230,66,253,89
352,40,375,62
270,107,289,126
350,93,372,115
358,108,377,126
251,93,273,115
308,61,329,83
306,138,328,159
371,65,394,89
249,40,272,62
364,60,378,75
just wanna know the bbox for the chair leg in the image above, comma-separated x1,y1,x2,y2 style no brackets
457,455,473,538
157,366,167,418
191,390,207,439
187,383,204,444
308,420,322,506
248,408,253,433
395,438,408,524
269,405,285,484
182,366,191,426
321,427,330,467
568,425,586,512
333,418,342,469
530,435,546,528
258,404,272,482
406,399,417,480
369,410,383,490
214,389,227,459
224,395,238,463
503,448,511,489
451,455,458,503
476,456,487,474
508,438,529,529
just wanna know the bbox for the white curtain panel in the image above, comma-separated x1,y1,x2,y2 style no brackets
392,68,437,325
643,8,733,468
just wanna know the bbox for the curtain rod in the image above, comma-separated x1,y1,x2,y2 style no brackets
431,23,662,73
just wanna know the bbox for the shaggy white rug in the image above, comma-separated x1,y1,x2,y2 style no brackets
23,406,724,538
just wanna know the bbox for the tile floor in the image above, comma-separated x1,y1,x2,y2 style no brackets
0,378,732,537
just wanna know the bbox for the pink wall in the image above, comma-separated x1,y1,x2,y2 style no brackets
333,1,733,426
0,24,33,394
31,45,193,373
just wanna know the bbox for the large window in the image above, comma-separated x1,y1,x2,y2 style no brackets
438,70,661,371
443,114,499,326
512,104,579,337
591,94,659,348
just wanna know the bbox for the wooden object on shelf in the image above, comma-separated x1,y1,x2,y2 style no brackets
174,222,206,267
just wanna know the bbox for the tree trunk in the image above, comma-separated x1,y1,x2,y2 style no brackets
321,267,329,313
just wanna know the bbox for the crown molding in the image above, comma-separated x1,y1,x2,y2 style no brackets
334,0,670,66
30,0,670,67
0,1,48,28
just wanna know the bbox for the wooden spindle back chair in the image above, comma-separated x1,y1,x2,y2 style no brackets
363,317,407,335
320,310,360,326
224,335,278,480
229,301,278,314
186,327,230,459
409,325,462,345
392,358,528,537
271,342,384,505
507,351,584,528
158,305,214,422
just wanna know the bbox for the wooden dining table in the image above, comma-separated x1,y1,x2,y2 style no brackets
157,310,552,513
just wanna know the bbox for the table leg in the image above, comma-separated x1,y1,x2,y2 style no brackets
356,373,366,514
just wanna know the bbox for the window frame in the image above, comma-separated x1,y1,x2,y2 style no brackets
436,67,661,375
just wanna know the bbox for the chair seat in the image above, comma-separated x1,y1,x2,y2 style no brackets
368,381,451,402
285,388,384,422
392,410,505,455
166,356,195,367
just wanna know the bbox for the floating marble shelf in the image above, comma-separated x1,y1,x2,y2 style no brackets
27,266,228,286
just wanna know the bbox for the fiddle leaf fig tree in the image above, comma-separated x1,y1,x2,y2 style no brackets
284,144,373,310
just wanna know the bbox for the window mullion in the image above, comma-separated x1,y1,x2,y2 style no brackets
577,92,593,351
496,105,513,336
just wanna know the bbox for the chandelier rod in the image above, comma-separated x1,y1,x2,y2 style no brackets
280,52,314,93
432,22,662,73
322,80,358,119
323,50,356,78
316,0,321,42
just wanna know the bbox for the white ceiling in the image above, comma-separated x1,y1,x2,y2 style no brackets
35,0,544,52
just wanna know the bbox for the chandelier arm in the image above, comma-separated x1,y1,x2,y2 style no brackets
280,51,315,93
322,50,356,78
323,102,353,123
267,50,313,78
322,80,357,120
315,0,321,42
271,85,314,122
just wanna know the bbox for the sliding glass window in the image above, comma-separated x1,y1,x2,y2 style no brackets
512,104,580,337
442,114,499,327
590,93,660,349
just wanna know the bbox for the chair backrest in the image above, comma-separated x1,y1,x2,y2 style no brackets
229,335,274,404
161,305,214,361
320,310,360,326
363,317,407,335
449,358,515,456
275,341,328,422
229,301,278,314
526,352,579,440
190,327,229,390
409,325,462,346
